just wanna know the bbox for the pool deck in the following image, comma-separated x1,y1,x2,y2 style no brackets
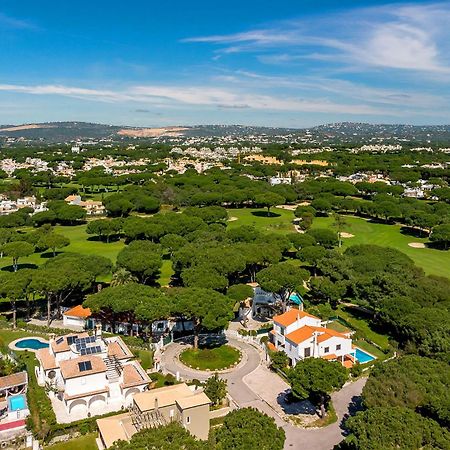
8,337,49,353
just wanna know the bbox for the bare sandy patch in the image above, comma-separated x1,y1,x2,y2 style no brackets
340,232,354,238
0,124,54,132
408,242,426,248
117,127,188,138
228,217,238,222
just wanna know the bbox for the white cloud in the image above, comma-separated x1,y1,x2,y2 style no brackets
0,82,397,116
0,12,37,30
183,3,450,74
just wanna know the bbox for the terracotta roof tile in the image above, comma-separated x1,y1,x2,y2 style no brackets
36,349,57,370
106,338,133,360
0,371,27,390
63,305,91,318
273,309,319,327
60,355,106,379
120,365,149,389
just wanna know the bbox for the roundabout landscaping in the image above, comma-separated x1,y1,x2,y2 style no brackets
179,344,242,372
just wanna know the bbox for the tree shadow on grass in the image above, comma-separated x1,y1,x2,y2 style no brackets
86,236,121,243
1,263,38,272
40,251,63,259
276,389,316,415
400,226,428,239
251,211,281,218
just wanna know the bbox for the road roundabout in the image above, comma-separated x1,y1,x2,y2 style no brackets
160,334,367,450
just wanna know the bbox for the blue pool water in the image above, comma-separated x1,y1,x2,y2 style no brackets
289,293,303,305
354,348,376,364
8,394,27,411
15,338,48,350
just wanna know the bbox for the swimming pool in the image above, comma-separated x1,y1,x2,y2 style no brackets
14,338,49,351
354,347,376,364
8,394,27,411
289,293,303,305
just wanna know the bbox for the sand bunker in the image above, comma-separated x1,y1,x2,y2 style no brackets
408,242,426,248
340,232,355,238
228,217,238,222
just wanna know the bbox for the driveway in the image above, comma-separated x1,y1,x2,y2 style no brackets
161,338,367,450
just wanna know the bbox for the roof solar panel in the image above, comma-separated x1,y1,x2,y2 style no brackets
56,337,64,345
67,336,77,345
78,361,92,372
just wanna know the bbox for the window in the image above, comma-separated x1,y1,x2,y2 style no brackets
186,416,190,424
336,344,341,351
280,328,285,336
324,347,329,354
304,347,311,357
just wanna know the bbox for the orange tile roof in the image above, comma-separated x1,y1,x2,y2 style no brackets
273,309,319,327
286,326,351,346
120,365,149,389
63,305,91,318
322,354,337,361
343,360,353,369
107,338,134,360
317,328,348,343
285,326,316,345
60,355,106,379
0,371,27,390
267,342,277,352
36,349,57,370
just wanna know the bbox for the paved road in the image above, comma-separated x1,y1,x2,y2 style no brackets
161,338,366,450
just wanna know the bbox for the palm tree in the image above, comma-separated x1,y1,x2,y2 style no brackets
110,268,137,286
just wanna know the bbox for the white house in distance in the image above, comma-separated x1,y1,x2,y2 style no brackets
35,328,150,422
63,305,92,329
65,195,105,216
270,309,355,368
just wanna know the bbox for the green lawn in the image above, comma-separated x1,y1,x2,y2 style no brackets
312,216,450,278
337,305,390,350
179,344,241,371
137,349,153,371
0,223,173,285
159,259,175,286
226,207,296,234
0,224,124,274
44,434,97,450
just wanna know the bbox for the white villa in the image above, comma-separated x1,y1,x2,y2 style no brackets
270,309,355,368
35,328,150,421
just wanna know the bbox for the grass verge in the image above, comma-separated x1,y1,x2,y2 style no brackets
179,345,241,371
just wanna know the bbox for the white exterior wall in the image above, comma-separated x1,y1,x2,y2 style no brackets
64,372,108,397
273,315,322,349
285,335,353,366
63,315,86,328
318,336,352,359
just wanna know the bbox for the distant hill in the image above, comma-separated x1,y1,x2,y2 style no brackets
1,121,450,145
310,122,450,144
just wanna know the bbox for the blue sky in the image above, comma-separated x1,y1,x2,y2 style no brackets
1,0,450,127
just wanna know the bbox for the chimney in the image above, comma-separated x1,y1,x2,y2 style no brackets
154,397,159,411
95,324,102,337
